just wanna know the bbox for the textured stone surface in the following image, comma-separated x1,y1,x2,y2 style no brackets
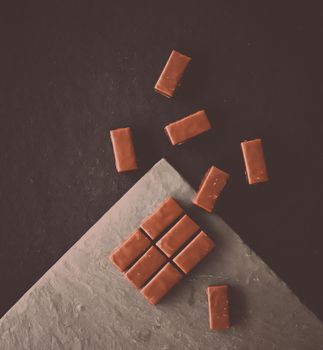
0,159,322,350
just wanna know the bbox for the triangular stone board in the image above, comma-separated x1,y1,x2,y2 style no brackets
0,159,322,350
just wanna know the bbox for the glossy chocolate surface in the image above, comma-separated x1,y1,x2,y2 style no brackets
193,166,229,213
110,127,137,172
157,215,199,257
207,285,230,330
241,138,269,184
173,231,215,274
141,263,183,305
141,197,184,239
109,229,151,272
125,246,167,288
164,110,211,145
154,50,191,98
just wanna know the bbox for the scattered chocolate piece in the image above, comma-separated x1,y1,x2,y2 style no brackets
125,246,167,289
164,110,211,146
157,215,199,257
207,285,230,330
110,127,137,173
193,166,230,213
241,138,269,184
109,229,151,272
173,231,215,274
154,50,191,98
141,197,184,240
141,263,183,305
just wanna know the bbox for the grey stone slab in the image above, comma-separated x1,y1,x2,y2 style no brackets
0,159,322,350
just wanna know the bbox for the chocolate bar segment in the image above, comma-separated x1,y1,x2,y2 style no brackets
164,110,211,146
125,246,167,289
154,50,191,98
157,215,199,257
110,127,137,172
241,138,269,184
193,166,230,213
173,231,215,274
141,197,184,240
207,285,230,330
109,229,151,272
141,263,183,305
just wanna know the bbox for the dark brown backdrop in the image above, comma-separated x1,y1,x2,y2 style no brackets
0,1,322,321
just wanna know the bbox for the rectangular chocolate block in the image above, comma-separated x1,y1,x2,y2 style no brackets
173,231,215,274
110,127,137,172
109,229,151,272
141,197,184,240
241,138,269,184
157,215,199,257
125,246,167,289
207,285,230,330
164,110,211,146
193,166,230,213
141,263,183,305
154,50,191,98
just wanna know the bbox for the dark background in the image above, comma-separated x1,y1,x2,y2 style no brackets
0,1,322,321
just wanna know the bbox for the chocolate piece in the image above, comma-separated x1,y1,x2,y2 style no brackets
125,246,167,289
164,110,211,146
241,138,269,184
110,127,137,172
207,285,230,330
141,263,183,305
173,231,215,274
154,50,191,98
141,197,184,240
157,215,199,257
109,229,151,272
193,166,230,213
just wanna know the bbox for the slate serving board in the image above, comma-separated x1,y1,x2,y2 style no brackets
0,159,322,349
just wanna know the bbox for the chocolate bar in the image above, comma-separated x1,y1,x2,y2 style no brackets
241,138,269,184
110,127,137,172
207,285,230,330
193,166,230,213
125,246,167,288
164,110,211,145
173,231,215,274
109,199,216,305
154,50,191,98
109,229,151,272
157,215,199,257
141,197,184,240
141,263,183,305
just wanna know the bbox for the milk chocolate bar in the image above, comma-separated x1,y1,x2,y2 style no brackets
207,285,230,330
154,50,191,98
193,166,230,213
241,138,269,184
164,110,211,146
141,263,183,305
141,197,184,240
173,231,215,274
110,127,137,172
109,229,151,272
109,199,216,305
157,215,199,257
125,246,167,288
